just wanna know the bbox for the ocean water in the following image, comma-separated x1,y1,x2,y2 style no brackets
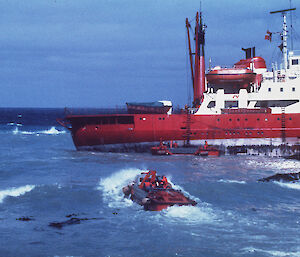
1,108,300,257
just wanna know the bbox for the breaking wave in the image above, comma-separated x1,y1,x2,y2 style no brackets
97,168,146,208
12,126,66,135
0,185,35,203
218,179,246,184
242,247,300,256
274,181,300,190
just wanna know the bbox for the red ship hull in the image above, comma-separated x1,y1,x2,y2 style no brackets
65,112,300,149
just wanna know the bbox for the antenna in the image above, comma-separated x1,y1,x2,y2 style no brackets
290,0,294,50
270,7,296,70
270,8,296,14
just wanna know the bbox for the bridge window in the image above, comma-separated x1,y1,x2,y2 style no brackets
292,59,299,65
207,101,216,108
225,101,238,108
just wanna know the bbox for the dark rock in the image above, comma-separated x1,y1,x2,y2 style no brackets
16,216,34,221
49,217,101,229
49,217,81,229
258,172,300,182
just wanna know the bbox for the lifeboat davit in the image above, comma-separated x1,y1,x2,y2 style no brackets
122,170,197,211
206,56,266,88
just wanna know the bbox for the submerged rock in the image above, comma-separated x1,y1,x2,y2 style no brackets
49,218,83,229
16,216,35,221
49,216,100,229
258,172,300,182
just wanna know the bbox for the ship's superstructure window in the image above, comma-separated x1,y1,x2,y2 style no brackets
292,59,299,65
280,88,283,92
207,101,216,108
292,87,295,91
74,115,134,125
225,101,238,108
268,88,271,92
254,100,299,108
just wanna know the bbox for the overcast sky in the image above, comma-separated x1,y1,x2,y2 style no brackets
0,0,299,108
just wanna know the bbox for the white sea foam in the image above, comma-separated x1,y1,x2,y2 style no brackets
98,168,147,208
0,185,35,203
12,126,66,136
163,204,216,224
242,247,300,256
274,181,300,190
218,179,246,184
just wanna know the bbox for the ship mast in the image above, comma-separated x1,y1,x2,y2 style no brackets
270,8,296,70
186,12,206,108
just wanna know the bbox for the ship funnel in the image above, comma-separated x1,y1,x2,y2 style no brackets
242,47,256,59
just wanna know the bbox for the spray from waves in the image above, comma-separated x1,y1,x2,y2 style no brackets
12,126,66,136
0,185,35,203
97,168,147,208
274,181,300,190
7,122,22,127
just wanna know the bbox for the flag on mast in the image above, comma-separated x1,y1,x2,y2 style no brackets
265,30,272,41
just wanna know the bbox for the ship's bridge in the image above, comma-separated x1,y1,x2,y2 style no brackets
288,50,300,77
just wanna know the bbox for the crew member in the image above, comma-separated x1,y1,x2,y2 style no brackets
204,141,208,150
161,176,168,188
143,179,152,191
